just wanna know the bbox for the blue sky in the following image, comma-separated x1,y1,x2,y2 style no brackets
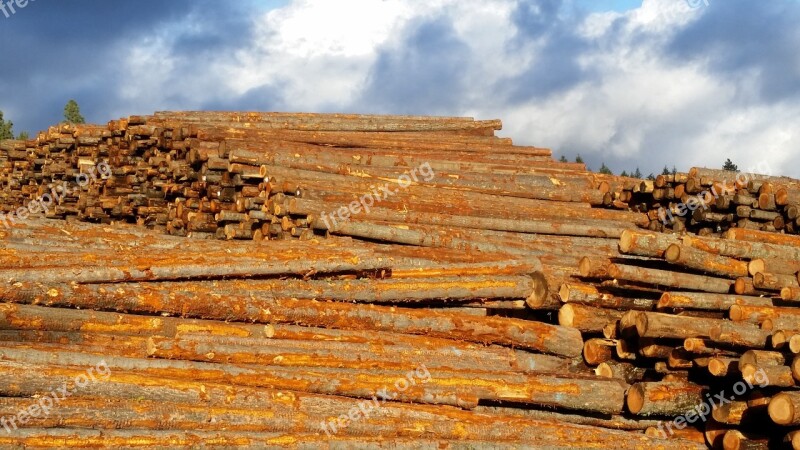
1,0,798,177
574,0,643,12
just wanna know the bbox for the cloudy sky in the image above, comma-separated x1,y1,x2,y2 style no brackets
1,0,798,177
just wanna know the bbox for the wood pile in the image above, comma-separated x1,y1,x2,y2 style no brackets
0,111,798,449
607,168,800,236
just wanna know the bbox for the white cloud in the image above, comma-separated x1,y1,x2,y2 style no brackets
111,0,799,177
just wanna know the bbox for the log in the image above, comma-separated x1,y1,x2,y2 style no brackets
664,244,749,279
609,264,733,294
769,392,800,426
626,382,705,416
657,292,773,311
558,304,625,332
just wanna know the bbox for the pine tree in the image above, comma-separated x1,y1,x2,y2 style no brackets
575,155,584,164
559,155,568,163
647,173,656,180
672,166,677,175
0,111,14,140
17,131,29,140
661,165,670,175
620,170,629,177
722,159,738,172
633,167,642,179
63,100,86,124
599,163,613,175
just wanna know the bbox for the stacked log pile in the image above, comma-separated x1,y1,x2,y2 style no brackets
1,112,643,243
608,167,800,236
565,228,800,449
1,111,799,448
0,218,700,449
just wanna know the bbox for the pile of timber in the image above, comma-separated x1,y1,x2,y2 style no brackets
1,112,799,449
0,112,643,243
565,228,800,449
608,168,800,235
0,218,698,449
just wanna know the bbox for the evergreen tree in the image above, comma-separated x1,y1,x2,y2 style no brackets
647,173,656,180
661,165,670,175
575,155,584,164
63,100,85,124
722,159,738,172
599,163,613,175
17,131,29,140
620,170,629,177
633,167,642,179
672,166,677,175
559,155,568,163
0,111,14,140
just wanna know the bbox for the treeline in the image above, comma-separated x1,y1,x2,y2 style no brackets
560,154,740,179
0,100,85,140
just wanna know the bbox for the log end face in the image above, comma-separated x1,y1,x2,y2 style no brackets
722,430,744,450
634,313,649,337
729,305,744,322
578,257,592,278
748,259,765,277
619,230,634,254
594,362,613,378
768,393,795,425
626,383,645,414
558,304,575,328
525,272,549,309
657,292,671,309
664,244,681,263
734,278,747,295
557,284,571,303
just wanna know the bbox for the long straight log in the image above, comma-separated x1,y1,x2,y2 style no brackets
664,244,749,279
608,264,733,294
657,292,773,311
0,284,583,357
626,382,705,416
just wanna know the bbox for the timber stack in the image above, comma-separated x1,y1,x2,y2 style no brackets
0,111,798,449
606,167,800,236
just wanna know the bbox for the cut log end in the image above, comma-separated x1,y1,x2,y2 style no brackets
729,305,744,321
634,313,649,337
658,292,671,308
626,384,645,414
722,430,746,450
768,394,796,425
594,362,613,378
708,358,733,377
525,272,549,308
664,244,681,263
557,284,571,304
578,257,592,278
558,304,575,328
619,230,634,253
748,259,766,277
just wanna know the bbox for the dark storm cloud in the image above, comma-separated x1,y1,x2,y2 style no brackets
357,16,471,114
202,82,288,112
667,0,800,104
503,0,596,102
0,0,259,134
